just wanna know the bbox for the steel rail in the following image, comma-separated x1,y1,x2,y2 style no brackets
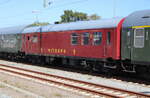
0,64,149,98
0,67,118,98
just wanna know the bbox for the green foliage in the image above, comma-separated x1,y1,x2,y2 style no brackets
60,10,88,23
28,22,49,27
57,10,100,24
88,14,101,20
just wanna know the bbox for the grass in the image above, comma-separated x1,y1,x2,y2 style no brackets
0,85,5,88
54,93,62,97
88,77,92,80
3,80,8,83
14,82,22,88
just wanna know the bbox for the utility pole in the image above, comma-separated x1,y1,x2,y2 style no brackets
32,10,40,23
43,0,52,8
43,0,47,8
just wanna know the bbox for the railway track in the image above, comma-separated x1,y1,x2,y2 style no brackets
0,64,149,98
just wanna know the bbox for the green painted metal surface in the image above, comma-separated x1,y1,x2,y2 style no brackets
121,28,132,60
131,28,150,62
121,27,150,63
0,34,22,53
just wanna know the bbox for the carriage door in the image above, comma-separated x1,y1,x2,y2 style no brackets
131,28,145,62
25,34,31,53
104,29,113,58
30,33,41,54
25,33,41,54
22,34,26,52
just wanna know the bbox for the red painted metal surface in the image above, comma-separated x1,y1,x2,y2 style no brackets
22,33,41,54
116,18,126,59
21,19,125,60
41,28,120,60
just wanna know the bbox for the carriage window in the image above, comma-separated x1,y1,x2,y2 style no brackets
27,36,30,40
32,35,38,43
83,32,89,45
71,33,79,45
107,32,111,45
93,32,102,45
134,28,144,48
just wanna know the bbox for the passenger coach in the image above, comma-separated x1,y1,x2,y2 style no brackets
21,18,124,70
121,10,150,77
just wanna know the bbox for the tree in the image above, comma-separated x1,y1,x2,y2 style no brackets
60,10,88,23
28,22,49,27
88,14,100,20
56,10,101,24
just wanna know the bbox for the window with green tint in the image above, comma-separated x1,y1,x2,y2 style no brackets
93,32,102,45
107,32,111,45
71,33,79,45
83,32,89,45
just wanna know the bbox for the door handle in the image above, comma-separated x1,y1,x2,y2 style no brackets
146,31,149,40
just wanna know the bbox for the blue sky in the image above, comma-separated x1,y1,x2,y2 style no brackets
0,0,150,28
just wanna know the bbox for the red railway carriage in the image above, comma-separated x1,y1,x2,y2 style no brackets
22,18,124,62
41,18,124,60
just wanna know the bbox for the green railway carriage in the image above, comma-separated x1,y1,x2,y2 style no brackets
121,10,150,76
0,26,26,53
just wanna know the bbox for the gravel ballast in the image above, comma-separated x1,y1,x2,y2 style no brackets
0,60,150,96
0,71,88,98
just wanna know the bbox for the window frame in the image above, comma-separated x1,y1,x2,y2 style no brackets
32,35,38,43
27,36,30,41
82,32,90,45
107,31,111,45
71,33,79,45
134,28,145,48
93,32,102,45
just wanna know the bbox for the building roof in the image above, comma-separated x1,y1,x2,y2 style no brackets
123,9,150,28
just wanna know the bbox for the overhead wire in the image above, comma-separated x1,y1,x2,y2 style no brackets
45,0,90,10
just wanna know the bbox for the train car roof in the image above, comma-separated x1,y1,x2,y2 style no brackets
42,18,123,32
123,9,150,28
22,26,41,33
0,25,27,34
0,18,123,34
